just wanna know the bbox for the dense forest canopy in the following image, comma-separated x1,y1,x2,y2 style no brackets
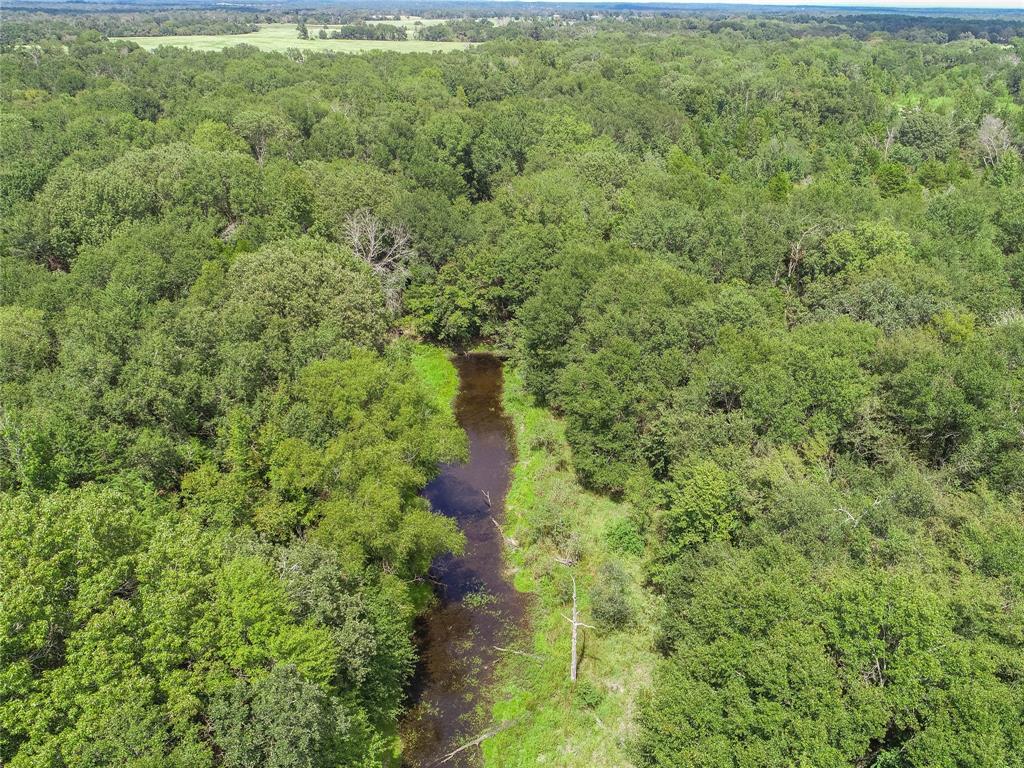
1,3,1023,767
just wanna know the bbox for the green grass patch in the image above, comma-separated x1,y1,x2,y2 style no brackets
483,368,659,768
112,23,473,53
410,342,459,417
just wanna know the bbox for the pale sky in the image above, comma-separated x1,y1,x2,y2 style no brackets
531,1,1024,8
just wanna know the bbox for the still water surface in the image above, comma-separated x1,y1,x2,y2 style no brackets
399,354,526,768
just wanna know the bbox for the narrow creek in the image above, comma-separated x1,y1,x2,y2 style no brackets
399,353,527,768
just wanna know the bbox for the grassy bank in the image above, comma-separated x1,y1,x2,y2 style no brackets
483,368,659,767
410,342,459,417
112,23,473,53
391,342,461,767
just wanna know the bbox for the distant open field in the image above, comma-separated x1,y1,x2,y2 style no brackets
365,16,450,30
113,23,473,53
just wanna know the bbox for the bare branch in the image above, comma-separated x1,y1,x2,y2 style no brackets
344,208,413,313
978,114,1011,167
430,720,519,766
884,125,897,158
493,646,544,662
491,517,518,548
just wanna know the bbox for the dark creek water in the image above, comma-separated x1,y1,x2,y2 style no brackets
399,353,527,768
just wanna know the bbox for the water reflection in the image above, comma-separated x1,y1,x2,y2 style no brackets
399,354,526,768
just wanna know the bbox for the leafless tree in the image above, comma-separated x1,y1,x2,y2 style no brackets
978,114,1011,167
774,223,822,286
562,575,594,682
883,125,898,158
344,208,413,313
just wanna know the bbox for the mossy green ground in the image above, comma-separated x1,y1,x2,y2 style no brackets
483,368,659,767
410,342,460,417
112,23,473,54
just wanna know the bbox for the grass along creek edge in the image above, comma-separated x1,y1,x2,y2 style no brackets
482,366,659,768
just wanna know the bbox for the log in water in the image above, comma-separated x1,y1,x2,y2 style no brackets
399,353,526,768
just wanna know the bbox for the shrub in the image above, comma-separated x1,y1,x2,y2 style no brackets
575,679,604,709
528,420,561,454
590,561,634,630
605,517,645,556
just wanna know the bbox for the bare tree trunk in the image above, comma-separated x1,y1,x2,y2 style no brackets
562,575,594,683
884,125,897,158
570,576,578,682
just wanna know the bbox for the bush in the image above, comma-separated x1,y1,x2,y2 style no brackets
525,499,574,548
575,679,605,709
876,162,910,197
605,517,645,556
590,561,634,630
528,420,560,454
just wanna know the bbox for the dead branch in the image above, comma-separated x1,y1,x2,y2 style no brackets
491,517,518,548
883,125,897,158
978,114,1011,167
786,224,821,281
431,720,519,766
344,208,413,313
493,646,544,663
836,506,860,527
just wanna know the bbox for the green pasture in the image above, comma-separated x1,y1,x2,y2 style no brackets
113,23,472,53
